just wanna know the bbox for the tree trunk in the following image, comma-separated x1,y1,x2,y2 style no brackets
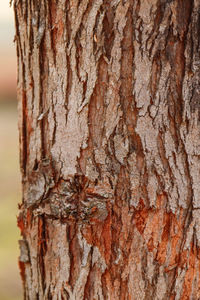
14,0,200,299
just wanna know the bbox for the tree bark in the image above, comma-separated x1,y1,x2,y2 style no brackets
14,0,200,299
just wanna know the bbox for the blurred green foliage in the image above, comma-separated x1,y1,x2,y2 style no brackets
0,101,22,300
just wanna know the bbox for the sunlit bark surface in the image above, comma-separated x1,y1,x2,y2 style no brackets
14,0,200,299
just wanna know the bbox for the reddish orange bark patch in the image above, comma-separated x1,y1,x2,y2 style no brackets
50,0,57,25
101,211,112,264
168,210,184,267
38,217,43,247
181,244,197,299
134,194,189,272
18,261,25,283
156,213,170,265
26,209,32,228
18,209,33,237
82,211,111,264
57,19,64,41
38,216,48,253
147,237,155,252
134,198,149,235
17,214,25,235
22,89,33,136
50,1,65,58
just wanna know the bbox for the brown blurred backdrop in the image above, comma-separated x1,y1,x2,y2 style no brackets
0,2,22,300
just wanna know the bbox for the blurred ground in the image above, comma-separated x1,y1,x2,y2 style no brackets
0,101,22,300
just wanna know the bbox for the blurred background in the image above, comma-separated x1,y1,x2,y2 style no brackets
0,2,22,300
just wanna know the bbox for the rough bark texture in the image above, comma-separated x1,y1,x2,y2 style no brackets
14,0,200,299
